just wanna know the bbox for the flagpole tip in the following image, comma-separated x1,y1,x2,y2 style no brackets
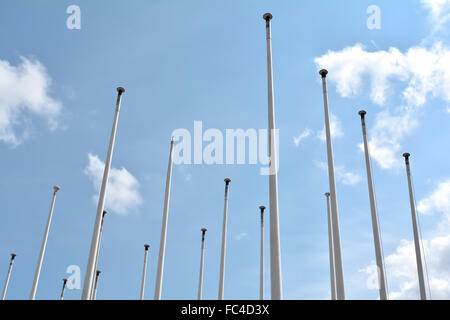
53,185,60,192
117,87,125,95
144,244,150,250
319,69,328,78
358,110,367,117
259,205,266,211
63,278,68,283
325,192,331,197
96,270,101,275
263,13,273,21
201,228,207,233
10,253,16,259
102,210,107,216
403,152,411,159
224,178,231,185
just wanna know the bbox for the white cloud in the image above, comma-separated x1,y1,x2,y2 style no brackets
0,57,61,145
84,153,143,215
316,161,361,185
234,232,249,241
293,128,312,147
318,113,343,141
417,180,450,215
421,0,450,31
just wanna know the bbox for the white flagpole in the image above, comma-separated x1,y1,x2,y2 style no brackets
154,137,175,300
319,69,345,299
259,206,266,300
263,12,283,300
359,110,388,300
197,228,207,300
59,278,67,300
30,185,60,300
140,244,150,300
325,193,336,300
92,270,101,300
90,210,107,300
1,253,16,300
218,178,231,300
82,87,125,300
403,153,427,300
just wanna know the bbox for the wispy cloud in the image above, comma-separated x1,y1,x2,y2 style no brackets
0,57,62,145
84,153,143,215
316,161,361,185
421,0,450,31
234,232,249,241
293,128,312,147
318,113,343,142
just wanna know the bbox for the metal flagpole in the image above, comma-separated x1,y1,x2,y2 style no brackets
30,185,60,300
90,210,107,300
319,69,345,299
197,228,207,300
325,193,336,300
59,278,67,300
403,153,427,300
259,206,266,300
263,12,283,300
1,253,16,300
140,244,150,300
359,110,388,300
82,87,125,300
218,178,231,300
154,137,175,300
92,270,101,300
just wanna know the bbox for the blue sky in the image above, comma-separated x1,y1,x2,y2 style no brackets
1,0,450,300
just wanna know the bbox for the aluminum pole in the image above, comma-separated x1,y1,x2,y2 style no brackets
197,228,207,300
60,278,67,300
154,137,175,300
263,12,283,300
319,69,345,299
90,210,107,300
259,206,266,300
218,178,231,300
403,153,427,300
30,185,60,300
325,193,336,300
92,270,101,300
82,87,124,300
359,110,388,300
140,244,150,300
1,253,16,300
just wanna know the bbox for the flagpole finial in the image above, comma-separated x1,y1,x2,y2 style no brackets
358,110,367,117
403,152,411,160
319,69,328,78
117,87,125,95
53,185,60,192
259,205,266,212
224,178,231,185
263,13,273,21
144,244,150,250
325,192,331,197
10,253,16,259
201,228,207,233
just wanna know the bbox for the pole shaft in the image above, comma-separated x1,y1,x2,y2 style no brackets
321,74,345,299
1,256,16,300
93,271,100,300
264,14,283,301
140,248,149,300
82,89,123,300
30,189,58,300
198,232,206,300
325,194,337,300
360,114,388,300
260,211,264,300
218,181,230,300
60,280,67,300
154,138,175,300
91,212,106,300
404,156,427,300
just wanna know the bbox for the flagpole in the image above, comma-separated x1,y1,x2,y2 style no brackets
30,185,60,300
259,206,266,300
59,278,67,300
91,210,107,299
319,69,345,299
197,228,207,300
82,87,125,300
140,244,150,300
92,270,101,300
325,193,336,300
359,110,388,300
218,178,231,300
1,253,16,300
263,12,283,300
154,137,175,300
403,153,427,300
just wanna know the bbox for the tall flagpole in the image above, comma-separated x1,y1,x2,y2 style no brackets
218,178,231,300
325,193,336,300
263,12,283,300
259,206,266,300
403,153,427,300
82,87,125,300
30,185,60,300
197,228,207,300
1,253,16,300
140,244,150,300
319,69,345,299
59,278,67,300
92,270,101,300
90,210,107,300
359,110,388,300
154,137,175,300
